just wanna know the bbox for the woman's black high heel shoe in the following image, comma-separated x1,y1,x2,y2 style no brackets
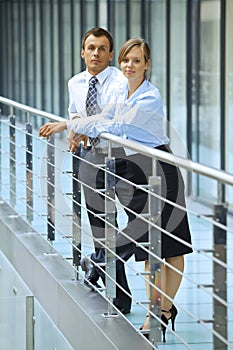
161,305,178,342
169,304,178,331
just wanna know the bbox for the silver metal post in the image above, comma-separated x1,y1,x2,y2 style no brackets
148,174,162,345
9,114,16,207
26,122,33,222
104,156,117,316
47,135,55,242
72,148,82,279
213,200,227,349
26,295,35,350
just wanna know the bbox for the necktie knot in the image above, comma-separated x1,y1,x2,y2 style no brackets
89,76,98,88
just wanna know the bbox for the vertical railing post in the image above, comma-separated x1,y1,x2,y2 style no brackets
26,121,33,222
47,135,55,242
72,149,82,279
9,113,16,207
104,156,116,316
26,296,35,350
148,160,162,344
213,197,227,349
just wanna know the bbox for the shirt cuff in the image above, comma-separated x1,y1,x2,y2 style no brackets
69,113,80,120
66,119,73,131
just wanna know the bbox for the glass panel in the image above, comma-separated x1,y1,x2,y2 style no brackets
99,0,107,28
150,0,166,93
35,1,43,110
0,251,29,350
0,251,72,349
62,1,73,117
26,3,35,107
198,0,221,202
169,0,188,158
41,1,52,112
129,0,141,37
84,0,97,30
225,0,233,209
0,296,26,349
52,1,60,116
191,0,200,198
12,3,20,102
34,300,73,350
19,3,27,105
114,1,127,62
72,1,82,75
7,3,14,100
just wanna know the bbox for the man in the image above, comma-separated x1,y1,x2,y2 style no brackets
39,30,155,315
67,27,132,314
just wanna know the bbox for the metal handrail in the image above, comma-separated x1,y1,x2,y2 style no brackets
0,96,65,122
1,96,233,186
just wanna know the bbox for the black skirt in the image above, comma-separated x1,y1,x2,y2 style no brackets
156,144,193,259
129,144,193,261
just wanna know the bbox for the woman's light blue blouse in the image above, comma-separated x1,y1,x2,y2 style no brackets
66,79,169,148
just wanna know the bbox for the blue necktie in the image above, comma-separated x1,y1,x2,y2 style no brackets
86,76,99,148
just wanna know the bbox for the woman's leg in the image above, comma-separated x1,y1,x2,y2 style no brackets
142,255,184,329
161,255,184,311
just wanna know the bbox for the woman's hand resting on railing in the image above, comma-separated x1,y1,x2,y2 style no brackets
67,129,88,152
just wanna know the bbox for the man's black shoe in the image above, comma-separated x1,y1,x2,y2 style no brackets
84,277,103,290
80,257,94,279
81,257,131,313
81,257,104,290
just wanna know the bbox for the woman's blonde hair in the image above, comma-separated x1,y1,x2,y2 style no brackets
118,37,150,64
118,37,150,78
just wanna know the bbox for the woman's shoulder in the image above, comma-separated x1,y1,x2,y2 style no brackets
142,80,161,97
134,80,164,115
134,80,162,105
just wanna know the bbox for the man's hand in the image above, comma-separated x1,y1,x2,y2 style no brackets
67,129,88,152
39,121,67,138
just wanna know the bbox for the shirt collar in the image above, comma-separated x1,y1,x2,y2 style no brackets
85,66,111,85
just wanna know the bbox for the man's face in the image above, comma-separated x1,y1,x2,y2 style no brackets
81,34,114,75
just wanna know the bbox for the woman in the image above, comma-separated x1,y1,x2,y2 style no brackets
39,37,193,342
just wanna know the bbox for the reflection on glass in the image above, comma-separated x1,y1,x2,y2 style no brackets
198,0,220,202
225,0,233,209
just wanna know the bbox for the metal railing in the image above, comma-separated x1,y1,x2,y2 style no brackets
0,96,233,350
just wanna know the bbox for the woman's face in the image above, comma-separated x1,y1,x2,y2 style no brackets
120,46,150,83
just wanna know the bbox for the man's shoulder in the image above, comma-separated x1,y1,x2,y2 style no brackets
68,71,86,87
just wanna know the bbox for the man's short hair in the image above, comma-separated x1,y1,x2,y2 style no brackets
82,27,114,52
